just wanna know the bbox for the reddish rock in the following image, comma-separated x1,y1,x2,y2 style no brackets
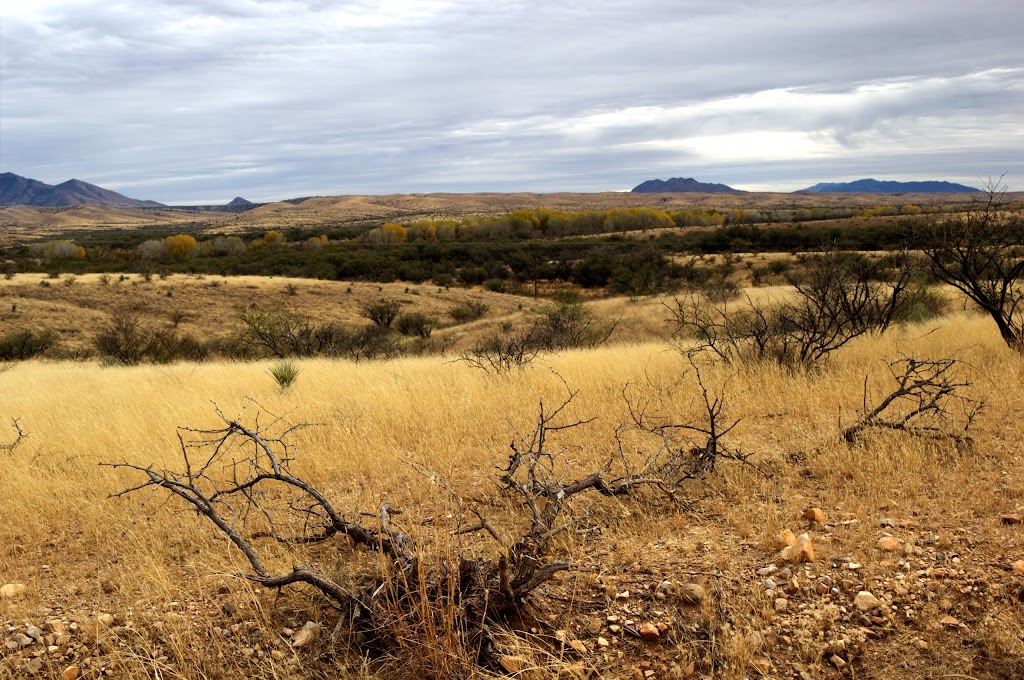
803,507,826,523
639,623,660,641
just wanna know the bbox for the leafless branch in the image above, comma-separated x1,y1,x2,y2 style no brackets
842,356,984,449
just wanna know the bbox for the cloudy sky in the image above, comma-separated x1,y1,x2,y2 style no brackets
1,0,1022,204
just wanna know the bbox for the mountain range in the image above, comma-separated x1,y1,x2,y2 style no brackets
0,172,165,208
801,178,981,193
631,177,743,193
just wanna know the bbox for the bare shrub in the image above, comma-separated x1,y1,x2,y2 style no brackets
360,298,402,328
670,250,926,369
458,325,543,374
106,377,748,672
621,358,757,489
842,356,984,449
236,307,403,361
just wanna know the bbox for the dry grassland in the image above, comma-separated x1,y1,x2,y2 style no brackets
5,191,1016,241
2,303,1024,678
0,275,534,354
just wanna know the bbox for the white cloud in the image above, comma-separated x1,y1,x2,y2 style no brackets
1,1,1023,201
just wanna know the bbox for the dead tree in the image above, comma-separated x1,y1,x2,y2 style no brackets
841,356,983,448
106,389,699,665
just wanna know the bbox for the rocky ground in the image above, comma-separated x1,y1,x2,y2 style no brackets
5,500,1024,678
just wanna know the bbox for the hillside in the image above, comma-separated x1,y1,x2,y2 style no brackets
0,172,165,208
632,177,743,193
802,178,981,193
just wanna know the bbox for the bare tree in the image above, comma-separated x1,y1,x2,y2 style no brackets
917,181,1024,350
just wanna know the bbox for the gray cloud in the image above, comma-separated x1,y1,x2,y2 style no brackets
2,0,1022,203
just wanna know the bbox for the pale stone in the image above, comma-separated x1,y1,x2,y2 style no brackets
0,583,27,599
854,591,881,612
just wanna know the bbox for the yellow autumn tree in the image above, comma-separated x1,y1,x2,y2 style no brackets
163,234,197,258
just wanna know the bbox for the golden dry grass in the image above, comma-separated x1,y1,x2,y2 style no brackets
3,305,1024,678
5,190,1017,241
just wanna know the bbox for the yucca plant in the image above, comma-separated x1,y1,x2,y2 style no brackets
269,360,300,389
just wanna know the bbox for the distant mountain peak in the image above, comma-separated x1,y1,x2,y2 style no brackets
631,177,743,194
228,196,254,206
0,172,165,207
802,178,981,194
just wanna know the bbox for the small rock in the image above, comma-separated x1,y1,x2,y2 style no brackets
803,507,826,523
1012,560,1024,575
609,624,621,633
62,667,82,680
880,518,897,528
830,654,846,669
639,623,660,641
569,639,588,655
854,591,881,612
1001,514,1023,525
940,615,960,627
271,650,285,661
597,636,609,647
678,583,705,606
878,536,902,552
12,632,33,647
23,657,43,675
778,529,797,548
915,639,929,650
96,613,114,627
44,620,66,635
781,533,815,563
291,621,320,647
757,565,778,576
615,590,630,600
0,583,27,599
774,597,788,613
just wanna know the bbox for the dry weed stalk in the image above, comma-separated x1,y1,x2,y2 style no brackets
1,417,27,452
842,356,984,447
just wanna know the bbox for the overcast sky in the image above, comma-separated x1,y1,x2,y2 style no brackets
1,1,1022,204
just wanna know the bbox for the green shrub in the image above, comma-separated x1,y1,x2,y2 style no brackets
449,301,489,323
0,330,59,360
395,312,436,338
